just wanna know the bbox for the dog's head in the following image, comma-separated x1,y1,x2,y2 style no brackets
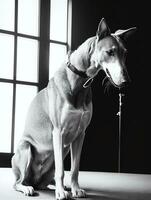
90,18,136,89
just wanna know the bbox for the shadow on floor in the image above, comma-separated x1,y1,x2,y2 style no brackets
85,189,151,200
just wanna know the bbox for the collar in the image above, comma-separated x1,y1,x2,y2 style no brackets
67,61,89,79
66,53,94,88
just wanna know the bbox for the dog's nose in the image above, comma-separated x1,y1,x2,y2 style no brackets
120,81,129,88
119,81,130,93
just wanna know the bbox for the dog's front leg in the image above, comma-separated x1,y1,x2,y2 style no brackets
70,132,86,198
53,128,70,200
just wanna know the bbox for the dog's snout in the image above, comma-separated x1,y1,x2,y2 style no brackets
119,81,130,93
120,69,131,89
120,81,129,88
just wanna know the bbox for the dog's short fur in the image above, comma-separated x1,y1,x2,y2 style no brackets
12,19,136,199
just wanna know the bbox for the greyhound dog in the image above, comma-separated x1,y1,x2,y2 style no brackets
12,18,136,199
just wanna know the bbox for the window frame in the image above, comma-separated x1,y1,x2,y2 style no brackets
0,0,72,167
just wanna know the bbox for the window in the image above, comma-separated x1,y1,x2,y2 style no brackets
49,43,67,79
49,0,71,79
0,0,71,160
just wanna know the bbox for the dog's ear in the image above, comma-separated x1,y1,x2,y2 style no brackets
96,18,111,40
115,27,137,41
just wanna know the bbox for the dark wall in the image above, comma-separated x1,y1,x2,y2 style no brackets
65,0,151,174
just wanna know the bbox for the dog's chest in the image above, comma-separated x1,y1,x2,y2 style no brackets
62,107,92,145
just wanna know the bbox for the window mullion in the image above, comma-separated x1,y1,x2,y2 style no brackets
67,0,72,51
11,0,18,153
38,0,50,91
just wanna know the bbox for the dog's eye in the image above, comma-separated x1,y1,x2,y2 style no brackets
106,49,114,56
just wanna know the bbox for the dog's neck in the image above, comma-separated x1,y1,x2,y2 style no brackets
66,37,98,93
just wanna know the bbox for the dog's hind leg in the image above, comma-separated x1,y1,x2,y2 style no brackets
11,141,35,196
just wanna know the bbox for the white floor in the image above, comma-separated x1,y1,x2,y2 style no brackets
0,168,151,200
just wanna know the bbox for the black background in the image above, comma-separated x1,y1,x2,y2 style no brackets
65,0,151,174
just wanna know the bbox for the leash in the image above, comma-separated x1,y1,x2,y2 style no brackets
66,52,94,88
117,92,125,172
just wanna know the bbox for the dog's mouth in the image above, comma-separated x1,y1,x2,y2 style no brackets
105,68,120,88
104,68,130,92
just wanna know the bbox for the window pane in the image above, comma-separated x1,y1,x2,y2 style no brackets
0,33,14,79
50,0,67,42
0,0,15,31
14,84,37,151
17,37,38,82
49,43,67,79
18,0,39,36
0,83,13,152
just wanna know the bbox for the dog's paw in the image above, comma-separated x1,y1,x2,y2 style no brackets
55,189,70,200
15,184,35,196
71,187,86,198
47,184,56,190
22,186,35,196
